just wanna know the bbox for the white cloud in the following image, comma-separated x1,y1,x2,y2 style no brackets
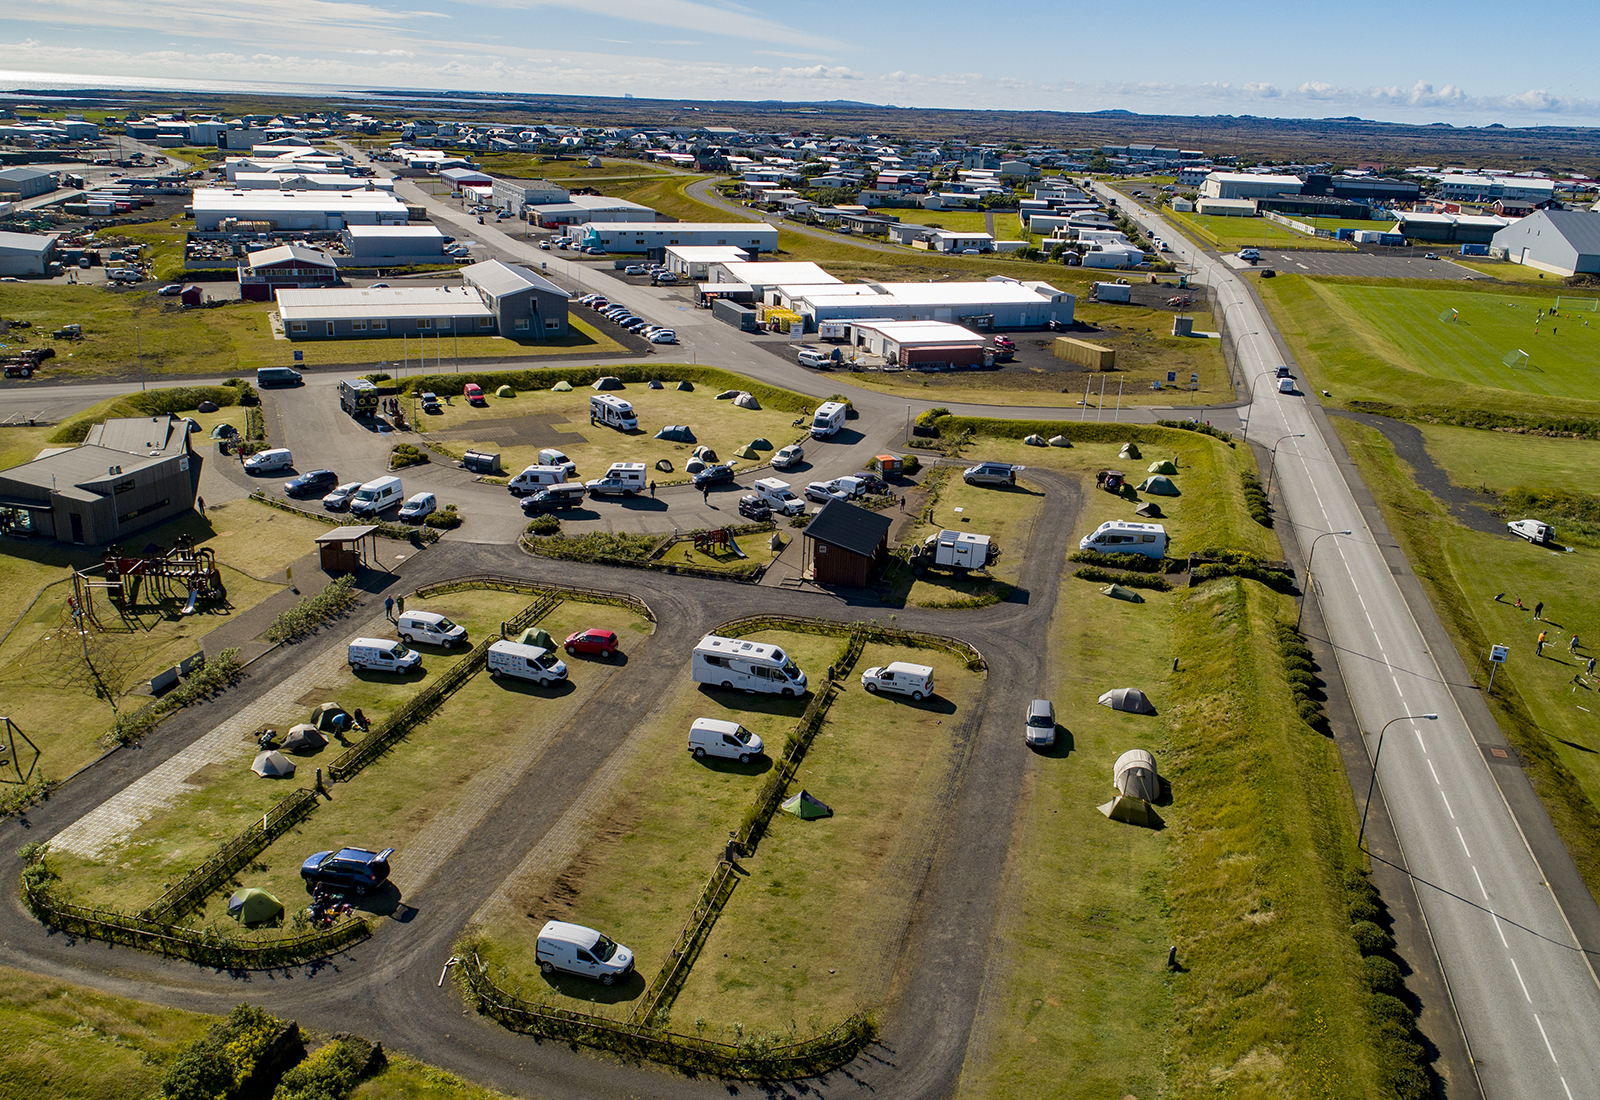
457,0,843,51
1243,81,1281,98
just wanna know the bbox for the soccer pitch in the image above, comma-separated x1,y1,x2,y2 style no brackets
1326,284,1600,400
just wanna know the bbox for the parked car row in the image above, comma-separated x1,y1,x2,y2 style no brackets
577,294,676,343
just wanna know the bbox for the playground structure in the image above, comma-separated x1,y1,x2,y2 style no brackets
71,534,227,629
0,717,41,785
692,528,747,559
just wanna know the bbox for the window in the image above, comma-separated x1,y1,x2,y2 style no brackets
325,322,335,336
478,317,493,329
416,318,432,330
437,318,451,330
352,319,367,331
546,320,560,330
289,321,307,332
371,319,387,331
514,318,529,331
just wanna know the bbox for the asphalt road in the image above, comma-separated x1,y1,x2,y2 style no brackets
1105,183,1600,1099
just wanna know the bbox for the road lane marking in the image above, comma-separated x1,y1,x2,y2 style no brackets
1456,827,1472,857
1439,790,1455,819
1562,1076,1574,1099
1415,730,1429,753
1510,956,1532,1002
1428,759,1441,784
1535,1013,1559,1064
1473,864,1489,901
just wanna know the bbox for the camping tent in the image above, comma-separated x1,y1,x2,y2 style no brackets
592,376,624,390
655,425,696,443
227,888,284,926
749,437,772,451
648,379,664,389
715,389,739,400
311,703,350,733
1134,501,1163,518
517,627,556,650
1048,435,1071,447
1099,687,1155,714
251,750,296,778
1120,442,1141,460
676,380,694,391
1137,475,1179,496
197,400,220,413
1099,794,1159,826
283,724,328,753
210,423,238,439
1023,434,1046,447
1113,749,1160,800
552,380,573,392
684,458,706,474
733,392,761,410
496,384,515,398
1147,459,1177,475
692,446,719,463
1102,584,1144,603
781,790,833,819
733,444,760,460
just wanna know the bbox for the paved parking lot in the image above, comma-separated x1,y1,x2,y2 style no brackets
1256,250,1479,280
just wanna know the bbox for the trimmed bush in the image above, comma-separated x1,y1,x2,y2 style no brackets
1351,919,1395,956
424,504,462,529
1068,549,1168,573
389,443,429,470
525,515,560,536
1241,471,1273,527
1360,955,1404,995
1073,566,1173,592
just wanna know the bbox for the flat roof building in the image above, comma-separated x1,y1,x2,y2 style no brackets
708,260,838,293
0,230,59,276
792,278,1073,330
340,224,446,265
1200,173,1303,200
1394,211,1512,244
575,222,778,255
490,177,570,214
529,194,657,228
1195,197,1258,217
229,173,393,192
664,245,751,279
1492,209,1600,276
191,188,409,231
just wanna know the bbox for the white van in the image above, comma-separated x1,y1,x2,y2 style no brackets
1078,520,1167,559
585,462,647,497
589,393,638,431
826,475,867,499
797,347,830,368
810,401,848,440
244,448,293,474
536,920,634,985
692,634,807,696
688,717,764,763
753,477,805,516
350,475,403,517
347,637,422,674
395,610,466,648
860,662,934,700
486,639,568,685
507,465,568,495
539,448,577,475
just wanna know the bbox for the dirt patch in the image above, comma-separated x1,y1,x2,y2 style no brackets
432,412,584,449
516,794,648,923
183,762,229,786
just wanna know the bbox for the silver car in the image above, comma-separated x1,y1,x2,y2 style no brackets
964,462,1022,487
1025,699,1056,748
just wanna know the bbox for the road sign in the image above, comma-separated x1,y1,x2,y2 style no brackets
1190,373,1199,383
293,350,303,361
1167,371,1176,383
1490,644,1509,663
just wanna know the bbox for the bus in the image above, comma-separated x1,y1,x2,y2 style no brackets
339,378,379,417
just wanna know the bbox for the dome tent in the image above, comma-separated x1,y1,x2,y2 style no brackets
283,724,328,753
1136,475,1179,496
685,458,706,474
210,423,238,439
592,376,624,390
1023,434,1046,447
1119,442,1141,460
1134,500,1163,518
648,379,664,389
517,627,555,650
1048,435,1071,447
197,399,220,413
1101,584,1144,603
310,702,350,733
1113,749,1160,800
733,444,760,460
692,446,719,463
733,392,761,410
552,380,573,392
1147,459,1177,475
251,750,296,778
1098,687,1155,714
715,389,739,400
496,384,515,398
781,789,833,819
748,437,773,450
227,887,284,926
655,425,696,443
676,380,694,391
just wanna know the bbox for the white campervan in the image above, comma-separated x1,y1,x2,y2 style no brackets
243,448,293,474
692,634,807,696
688,717,765,763
395,610,466,648
809,401,848,440
350,475,403,517
860,662,934,700
1078,520,1167,559
589,393,638,431
752,477,805,516
585,462,648,497
486,639,568,686
536,920,634,985
347,637,422,674
507,465,568,495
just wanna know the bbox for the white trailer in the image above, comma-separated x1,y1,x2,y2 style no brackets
692,634,808,696
908,529,998,576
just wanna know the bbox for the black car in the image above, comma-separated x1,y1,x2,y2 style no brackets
691,463,736,490
284,469,340,498
300,846,394,895
521,486,585,514
850,471,889,494
737,494,771,520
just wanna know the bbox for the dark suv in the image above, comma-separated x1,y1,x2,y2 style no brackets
737,494,771,520
850,471,889,494
691,463,736,490
284,469,340,498
301,847,394,895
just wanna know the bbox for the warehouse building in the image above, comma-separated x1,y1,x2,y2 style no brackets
1195,197,1260,217
529,194,657,228
340,224,447,265
708,260,838,296
276,260,568,340
0,167,57,199
191,188,409,232
1491,210,1600,277
1436,174,1556,204
791,279,1073,330
574,222,777,255
229,173,393,192
0,415,200,545
238,244,340,301
1256,194,1371,219
1200,173,1302,200
0,230,59,276
851,320,986,368
1393,211,1512,244
490,177,569,215
440,167,492,189
664,245,750,280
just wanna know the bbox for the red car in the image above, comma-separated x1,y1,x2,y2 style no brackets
993,335,1016,351
464,382,486,406
565,628,619,659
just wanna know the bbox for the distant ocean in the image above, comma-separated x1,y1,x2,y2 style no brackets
0,70,521,106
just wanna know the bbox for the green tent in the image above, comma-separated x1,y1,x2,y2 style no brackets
592,376,624,390
552,380,573,392
781,789,833,819
748,437,773,450
676,380,694,391
1137,475,1179,496
1147,459,1177,475
496,384,515,398
227,887,284,926
1102,583,1144,603
310,702,349,733
517,627,555,650
733,444,760,460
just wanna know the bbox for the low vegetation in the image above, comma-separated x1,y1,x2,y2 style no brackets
262,575,360,644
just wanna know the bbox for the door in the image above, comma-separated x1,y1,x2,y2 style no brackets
70,513,84,544
326,322,335,337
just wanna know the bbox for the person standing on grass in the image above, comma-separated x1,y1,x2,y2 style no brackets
1537,629,1548,657
1535,601,1543,621
1572,634,1581,656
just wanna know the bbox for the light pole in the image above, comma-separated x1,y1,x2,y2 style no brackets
1239,368,1276,440
1297,529,1352,629
1265,433,1305,499
1359,713,1439,849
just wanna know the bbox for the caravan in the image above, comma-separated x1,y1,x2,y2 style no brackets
589,394,638,431
1078,520,1167,559
809,401,848,440
507,465,568,495
692,634,807,696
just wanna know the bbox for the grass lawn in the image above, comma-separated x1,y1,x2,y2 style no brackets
351,1055,518,1100
0,425,56,470
1417,423,1600,494
475,154,670,181
1163,208,1357,252
1450,259,1563,284
113,220,192,282
592,174,723,223
413,380,808,480
1260,275,1600,419
885,208,990,232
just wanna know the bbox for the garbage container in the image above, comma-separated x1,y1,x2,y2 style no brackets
461,450,502,475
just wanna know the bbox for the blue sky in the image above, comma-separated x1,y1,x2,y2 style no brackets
3,0,1599,127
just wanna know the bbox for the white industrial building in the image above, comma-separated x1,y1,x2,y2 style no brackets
229,173,393,192
1194,197,1258,217
851,320,987,360
664,245,751,280
440,167,492,188
708,260,837,294
1491,210,1600,276
0,230,59,276
790,279,1074,330
1082,244,1147,268
574,222,778,255
528,194,656,228
491,177,570,214
1200,173,1303,200
191,188,410,231
223,154,348,181
1436,173,1557,204
277,260,568,340
340,224,447,265
0,168,57,199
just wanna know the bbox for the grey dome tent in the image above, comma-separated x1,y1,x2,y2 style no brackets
251,750,296,778
227,887,284,926
781,790,833,819
1136,475,1179,496
1098,749,1161,825
1023,434,1047,447
311,703,350,733
648,379,664,389
496,384,515,398
1134,500,1163,518
715,389,739,400
197,399,220,413
676,380,694,391
1048,435,1071,447
1099,687,1155,714
685,458,706,474
733,392,761,410
656,425,696,443
592,376,624,390
692,445,719,463
210,423,238,439
1147,459,1177,475
749,437,773,451
552,380,573,392
1119,442,1141,460
1102,583,1144,603
282,724,328,753
517,626,556,650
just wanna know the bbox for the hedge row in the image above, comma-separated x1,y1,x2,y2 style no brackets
1276,622,1328,732
1193,561,1296,592
397,363,814,414
263,575,360,644
1067,549,1172,574
1348,399,1600,440
1073,566,1174,591
1241,471,1273,527
1344,869,1433,1100
929,415,1234,449
1155,418,1235,445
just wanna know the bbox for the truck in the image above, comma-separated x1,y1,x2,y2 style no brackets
338,378,379,417
585,462,647,497
908,529,998,577
809,401,848,440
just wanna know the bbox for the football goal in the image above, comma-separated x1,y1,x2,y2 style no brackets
1437,307,1459,323
1553,296,1600,312
1502,349,1531,370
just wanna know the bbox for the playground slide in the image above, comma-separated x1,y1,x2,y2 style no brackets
726,534,746,559
181,589,198,615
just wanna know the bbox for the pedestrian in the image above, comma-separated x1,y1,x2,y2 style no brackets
1589,657,1597,678
396,595,405,615
650,480,656,498
703,485,710,504
384,595,395,622
899,494,906,511
196,495,206,518
1516,596,1524,610
1571,634,1581,655
1535,601,1543,621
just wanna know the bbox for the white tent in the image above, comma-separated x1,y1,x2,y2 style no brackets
1099,687,1155,714
251,750,296,778
1113,749,1159,800
283,724,328,753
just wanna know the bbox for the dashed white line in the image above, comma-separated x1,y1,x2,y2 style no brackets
1535,1014,1559,1064
1510,957,1532,1003
1427,759,1440,784
1493,911,1509,948
1439,790,1455,820
1473,864,1489,901
1456,827,1472,857
1415,729,1429,753
1562,1076,1574,1100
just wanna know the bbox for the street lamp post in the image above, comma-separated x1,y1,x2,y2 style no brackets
1265,433,1305,499
1359,713,1439,849
1297,529,1352,629
1239,369,1277,441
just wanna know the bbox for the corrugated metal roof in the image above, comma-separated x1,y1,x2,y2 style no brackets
460,260,569,300
803,498,891,559
277,285,492,320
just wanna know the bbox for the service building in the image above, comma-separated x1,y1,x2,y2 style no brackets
190,188,410,232
0,167,57,199
574,222,778,255
0,230,59,276
340,224,447,265
1491,209,1600,277
238,244,340,301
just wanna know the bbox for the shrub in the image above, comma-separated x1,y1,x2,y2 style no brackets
424,505,462,529
106,647,244,746
1241,471,1272,527
1351,920,1395,956
389,443,429,470
361,372,392,383
788,514,813,529
900,454,921,475
1360,955,1404,995
1068,549,1168,573
1073,566,1173,591
1367,991,1416,1035
272,1034,383,1100
1155,418,1233,444
159,1004,291,1100
525,515,560,536
264,576,359,644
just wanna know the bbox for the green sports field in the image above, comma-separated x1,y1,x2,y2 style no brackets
1327,284,1600,400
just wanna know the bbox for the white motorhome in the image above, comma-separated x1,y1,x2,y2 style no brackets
486,639,568,686
350,475,403,517
752,477,805,516
536,920,634,985
692,634,807,696
687,717,764,763
589,393,638,431
347,637,422,674
1078,520,1167,559
395,611,466,648
585,462,648,497
507,465,568,495
809,401,848,440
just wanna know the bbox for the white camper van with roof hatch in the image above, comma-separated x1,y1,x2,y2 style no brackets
589,394,637,431
692,634,807,696
810,401,847,440
1078,520,1167,559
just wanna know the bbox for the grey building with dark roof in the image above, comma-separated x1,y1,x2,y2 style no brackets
802,498,892,587
0,415,201,544
1492,209,1600,277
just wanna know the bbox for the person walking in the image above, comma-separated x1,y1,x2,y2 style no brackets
196,495,206,518
650,481,656,498
1588,656,1596,679
1537,629,1548,657
385,595,395,622
1571,634,1581,656
1534,601,1543,621
702,484,710,504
